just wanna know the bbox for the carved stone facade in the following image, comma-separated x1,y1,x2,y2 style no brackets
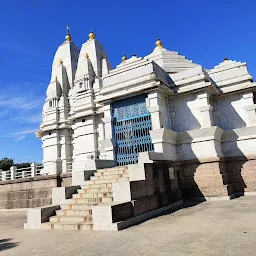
37,31,256,191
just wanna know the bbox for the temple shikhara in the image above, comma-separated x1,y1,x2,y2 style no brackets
1,29,256,231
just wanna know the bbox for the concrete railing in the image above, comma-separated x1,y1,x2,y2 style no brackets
0,163,44,181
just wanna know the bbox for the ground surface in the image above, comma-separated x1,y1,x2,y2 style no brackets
1,196,256,256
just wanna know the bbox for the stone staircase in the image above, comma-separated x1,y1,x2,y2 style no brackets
41,166,129,230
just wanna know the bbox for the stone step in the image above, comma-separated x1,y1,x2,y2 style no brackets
97,167,128,173
73,192,112,199
77,187,112,194
84,177,129,185
80,223,94,231
50,215,93,223
94,170,128,176
81,183,112,189
41,222,93,231
56,209,92,216
73,197,113,204
74,198,103,204
60,204,96,210
90,174,128,181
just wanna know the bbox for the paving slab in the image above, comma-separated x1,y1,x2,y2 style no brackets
1,196,256,256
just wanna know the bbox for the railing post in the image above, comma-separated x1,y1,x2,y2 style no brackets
31,162,37,177
10,166,17,180
2,171,6,181
0,169,3,181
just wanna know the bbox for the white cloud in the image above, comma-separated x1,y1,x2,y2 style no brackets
9,129,37,141
0,95,43,111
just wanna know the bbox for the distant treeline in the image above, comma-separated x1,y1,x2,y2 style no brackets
0,157,41,171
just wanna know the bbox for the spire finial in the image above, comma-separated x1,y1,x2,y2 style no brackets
122,55,127,61
65,26,72,41
89,31,96,40
224,57,228,61
155,38,164,49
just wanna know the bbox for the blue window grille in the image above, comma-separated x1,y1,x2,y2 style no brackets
112,94,154,166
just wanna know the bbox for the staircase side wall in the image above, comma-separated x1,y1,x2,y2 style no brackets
0,173,72,209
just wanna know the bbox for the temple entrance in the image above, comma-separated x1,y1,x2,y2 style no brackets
112,94,154,166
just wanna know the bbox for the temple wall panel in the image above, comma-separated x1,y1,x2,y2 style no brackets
169,94,202,132
212,93,247,130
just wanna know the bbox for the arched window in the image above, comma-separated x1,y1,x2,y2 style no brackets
49,101,53,107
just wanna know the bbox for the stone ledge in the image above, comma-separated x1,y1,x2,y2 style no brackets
0,174,58,185
173,155,256,166
116,200,183,230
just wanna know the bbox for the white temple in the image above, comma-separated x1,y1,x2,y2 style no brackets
37,29,256,186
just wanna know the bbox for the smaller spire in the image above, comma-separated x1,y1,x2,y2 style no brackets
89,31,96,40
122,55,127,61
132,53,137,57
224,57,228,61
65,26,72,41
155,38,164,49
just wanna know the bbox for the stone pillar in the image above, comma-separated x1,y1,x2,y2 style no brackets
41,130,62,175
147,91,176,156
149,128,177,160
60,129,73,173
10,166,17,180
99,103,115,160
243,92,256,127
147,92,163,130
30,163,37,177
197,92,214,128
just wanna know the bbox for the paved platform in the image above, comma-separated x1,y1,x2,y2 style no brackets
1,196,256,256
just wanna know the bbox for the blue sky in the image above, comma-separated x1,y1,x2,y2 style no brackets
0,0,256,163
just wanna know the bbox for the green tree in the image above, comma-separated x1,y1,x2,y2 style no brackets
0,157,14,171
15,162,31,169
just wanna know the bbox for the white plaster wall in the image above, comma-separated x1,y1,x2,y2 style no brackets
212,93,247,130
72,116,100,159
42,131,60,162
169,94,202,132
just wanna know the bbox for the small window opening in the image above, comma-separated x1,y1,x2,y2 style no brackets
79,82,83,88
49,101,53,107
82,119,85,123
49,132,52,135
253,93,256,104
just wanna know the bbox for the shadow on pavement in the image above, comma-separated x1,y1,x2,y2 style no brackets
0,238,19,252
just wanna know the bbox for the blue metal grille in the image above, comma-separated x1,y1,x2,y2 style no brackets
112,95,154,166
